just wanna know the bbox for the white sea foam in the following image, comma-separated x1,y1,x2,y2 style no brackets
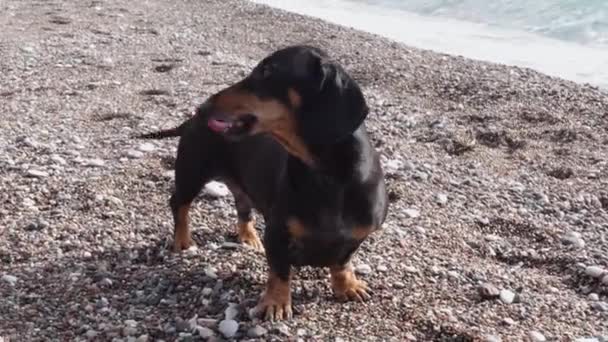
251,0,608,89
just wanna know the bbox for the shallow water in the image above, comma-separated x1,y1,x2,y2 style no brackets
252,0,608,89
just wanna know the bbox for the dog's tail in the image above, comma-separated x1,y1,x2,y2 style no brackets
134,120,189,140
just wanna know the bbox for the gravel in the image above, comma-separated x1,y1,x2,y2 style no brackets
1,0,608,340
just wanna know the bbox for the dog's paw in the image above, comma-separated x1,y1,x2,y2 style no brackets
237,221,265,253
330,266,371,302
255,292,293,321
172,236,195,253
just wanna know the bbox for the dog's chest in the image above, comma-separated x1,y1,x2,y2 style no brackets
285,215,375,267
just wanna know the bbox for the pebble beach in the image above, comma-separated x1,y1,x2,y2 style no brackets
1,0,608,341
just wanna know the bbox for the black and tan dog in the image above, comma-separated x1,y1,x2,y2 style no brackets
138,45,388,320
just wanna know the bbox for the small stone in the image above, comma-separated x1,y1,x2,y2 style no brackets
384,159,403,174
85,330,98,339
562,231,586,248
588,293,600,301
221,242,241,250
136,335,149,342
84,158,106,167
218,319,238,338
403,208,420,219
377,265,388,272
499,289,515,304
602,274,608,285
196,326,214,338
204,181,229,197
126,150,144,159
96,297,109,308
414,226,426,234
404,266,419,274
591,302,608,312
175,317,193,332
26,169,49,178
224,303,239,320
297,328,307,336
99,278,113,287
502,317,516,326
138,142,155,152
529,331,546,342
274,322,290,336
478,283,500,300
204,267,218,279
484,335,502,342
585,266,606,278
247,325,267,338
201,287,213,296
574,338,600,342
50,154,67,165
1,274,18,286
123,326,138,337
355,264,372,275
435,193,448,205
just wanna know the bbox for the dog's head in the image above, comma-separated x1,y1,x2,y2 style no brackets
202,45,369,164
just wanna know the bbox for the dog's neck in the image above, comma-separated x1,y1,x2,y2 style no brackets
290,126,375,184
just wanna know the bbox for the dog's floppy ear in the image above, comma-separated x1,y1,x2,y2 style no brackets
298,58,369,144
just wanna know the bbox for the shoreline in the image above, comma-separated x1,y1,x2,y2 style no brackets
1,0,607,340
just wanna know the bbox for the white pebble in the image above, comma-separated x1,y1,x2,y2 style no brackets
26,169,49,178
484,335,502,342
50,154,67,165
84,158,105,167
218,319,238,338
204,181,229,197
585,266,606,278
435,193,448,205
1,274,18,285
528,331,546,342
196,326,214,338
355,264,372,275
383,159,403,174
403,208,420,218
126,150,144,159
499,289,515,304
588,293,599,301
224,303,239,320
138,142,155,152
247,325,267,338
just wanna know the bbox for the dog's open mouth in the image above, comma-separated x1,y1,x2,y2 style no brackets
207,113,258,137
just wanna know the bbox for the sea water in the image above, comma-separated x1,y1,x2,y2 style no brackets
251,0,608,89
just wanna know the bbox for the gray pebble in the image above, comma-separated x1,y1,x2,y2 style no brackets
85,330,98,339
585,266,606,278
529,331,547,342
2,274,18,286
499,289,516,304
204,181,229,197
224,303,239,320
588,293,599,301
126,150,144,159
478,283,500,300
96,297,109,308
435,193,448,205
483,335,502,342
84,158,106,167
123,326,138,337
26,169,49,178
562,231,586,248
136,335,149,342
355,264,372,275
274,322,290,336
602,274,608,285
574,338,601,342
175,317,193,332
196,326,214,338
218,319,239,338
403,208,420,218
99,278,113,287
138,142,155,152
591,302,608,312
247,325,268,338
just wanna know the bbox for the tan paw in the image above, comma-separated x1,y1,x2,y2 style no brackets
255,272,292,321
237,220,264,252
330,265,371,302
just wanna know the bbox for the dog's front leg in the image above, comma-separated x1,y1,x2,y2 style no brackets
255,225,293,321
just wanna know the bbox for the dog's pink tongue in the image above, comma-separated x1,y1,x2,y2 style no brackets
208,118,232,133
